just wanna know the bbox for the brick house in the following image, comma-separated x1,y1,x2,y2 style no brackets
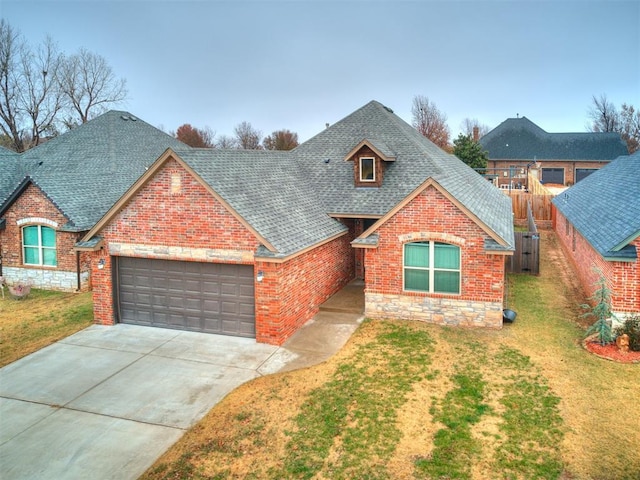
0,112,185,291
479,116,628,188
552,152,640,322
2,101,515,345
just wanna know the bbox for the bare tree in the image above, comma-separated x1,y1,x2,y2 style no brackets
262,129,299,150
587,94,639,153
175,123,215,148
59,47,127,125
21,36,65,147
460,118,490,140
411,95,450,149
587,94,619,132
0,21,64,151
216,134,237,149
619,103,640,153
234,121,262,149
0,20,24,151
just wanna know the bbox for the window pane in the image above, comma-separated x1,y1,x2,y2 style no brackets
43,248,57,266
405,269,429,291
434,243,459,269
405,243,429,267
41,227,56,247
434,271,460,294
23,226,39,246
24,246,39,264
360,158,374,181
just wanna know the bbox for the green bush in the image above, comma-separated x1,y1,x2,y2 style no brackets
614,316,640,352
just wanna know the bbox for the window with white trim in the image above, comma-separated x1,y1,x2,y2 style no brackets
22,225,57,266
404,241,460,294
359,157,375,182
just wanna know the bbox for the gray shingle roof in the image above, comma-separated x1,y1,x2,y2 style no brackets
174,148,347,257
1,111,185,231
5,102,514,257
480,116,628,161
552,151,640,260
294,101,514,249
0,147,24,206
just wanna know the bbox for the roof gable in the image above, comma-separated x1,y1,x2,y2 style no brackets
343,139,396,162
480,116,628,160
294,100,514,248
553,151,640,259
82,148,348,259
356,177,512,251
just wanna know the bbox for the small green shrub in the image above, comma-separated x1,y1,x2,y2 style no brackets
614,316,640,352
581,273,614,346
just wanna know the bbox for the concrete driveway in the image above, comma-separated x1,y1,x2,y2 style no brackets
0,313,361,480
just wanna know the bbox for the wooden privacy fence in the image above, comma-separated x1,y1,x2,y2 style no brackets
509,192,553,222
507,201,540,275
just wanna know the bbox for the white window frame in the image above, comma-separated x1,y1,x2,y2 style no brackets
359,157,376,182
403,241,461,295
22,225,57,267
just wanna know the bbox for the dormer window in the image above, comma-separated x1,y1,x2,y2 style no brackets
359,157,375,182
345,139,396,188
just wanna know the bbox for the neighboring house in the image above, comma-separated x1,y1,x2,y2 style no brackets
552,151,640,321
480,117,628,188
2,101,515,345
0,112,185,291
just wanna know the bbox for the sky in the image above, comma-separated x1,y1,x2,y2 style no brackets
2,0,639,143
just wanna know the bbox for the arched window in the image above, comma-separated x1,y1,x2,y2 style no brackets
22,225,57,266
404,241,460,294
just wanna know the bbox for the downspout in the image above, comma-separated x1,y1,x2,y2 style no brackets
76,251,81,292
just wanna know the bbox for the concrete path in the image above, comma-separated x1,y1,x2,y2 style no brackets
0,310,363,479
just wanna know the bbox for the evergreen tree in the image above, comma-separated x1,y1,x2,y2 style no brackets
581,274,615,346
453,134,488,172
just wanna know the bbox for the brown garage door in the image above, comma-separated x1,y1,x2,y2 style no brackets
115,257,255,337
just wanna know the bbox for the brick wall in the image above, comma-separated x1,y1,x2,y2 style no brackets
364,186,506,328
555,210,640,316
489,159,609,186
255,229,354,344
91,158,262,325
0,184,91,291
91,158,355,345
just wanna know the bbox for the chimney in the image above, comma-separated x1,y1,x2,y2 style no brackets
472,126,479,142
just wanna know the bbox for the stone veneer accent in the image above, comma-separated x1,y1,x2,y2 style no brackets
365,292,503,328
2,266,89,292
108,242,254,263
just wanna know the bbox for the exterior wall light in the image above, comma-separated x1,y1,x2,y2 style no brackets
256,270,264,282
97,258,106,270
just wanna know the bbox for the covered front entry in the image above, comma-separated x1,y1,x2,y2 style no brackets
114,257,255,337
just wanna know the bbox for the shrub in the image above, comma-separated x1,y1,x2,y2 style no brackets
614,316,640,352
581,274,614,346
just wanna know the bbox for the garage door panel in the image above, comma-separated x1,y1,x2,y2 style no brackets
542,168,564,184
576,168,596,182
117,257,255,337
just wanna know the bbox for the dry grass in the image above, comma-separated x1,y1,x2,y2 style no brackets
143,231,639,480
0,289,93,367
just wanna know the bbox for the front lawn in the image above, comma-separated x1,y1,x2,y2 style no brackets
143,231,640,480
0,289,93,367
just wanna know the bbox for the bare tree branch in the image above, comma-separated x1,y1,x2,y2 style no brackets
411,95,450,149
59,47,127,124
234,121,262,149
263,129,299,150
588,94,619,132
0,21,64,151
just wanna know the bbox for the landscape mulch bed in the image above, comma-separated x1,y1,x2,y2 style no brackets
584,341,640,364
